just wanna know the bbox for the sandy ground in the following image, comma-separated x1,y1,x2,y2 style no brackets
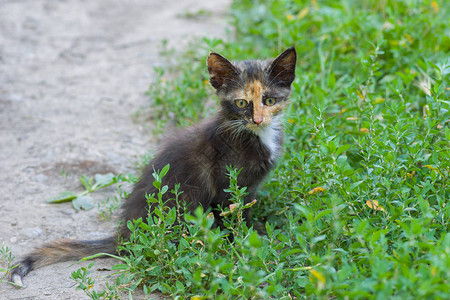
0,0,230,298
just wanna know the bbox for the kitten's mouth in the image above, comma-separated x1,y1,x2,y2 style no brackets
246,122,268,132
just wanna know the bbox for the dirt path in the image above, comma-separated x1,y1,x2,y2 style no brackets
0,0,229,298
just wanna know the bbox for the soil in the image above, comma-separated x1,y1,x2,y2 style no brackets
0,0,230,298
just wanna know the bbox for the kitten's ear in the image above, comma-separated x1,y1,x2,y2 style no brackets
268,47,297,87
207,52,240,89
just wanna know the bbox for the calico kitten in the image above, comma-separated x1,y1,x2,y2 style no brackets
10,47,297,285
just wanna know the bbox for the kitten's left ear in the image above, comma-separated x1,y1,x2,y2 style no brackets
268,47,297,87
207,52,240,90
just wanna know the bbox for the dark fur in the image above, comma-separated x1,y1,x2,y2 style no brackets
10,47,296,286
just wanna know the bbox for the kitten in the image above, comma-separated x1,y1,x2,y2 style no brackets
10,47,297,285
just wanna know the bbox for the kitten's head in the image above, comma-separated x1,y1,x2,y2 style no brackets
207,47,296,132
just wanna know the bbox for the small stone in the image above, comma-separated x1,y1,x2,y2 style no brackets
10,237,17,243
21,227,43,239
34,174,48,183
62,209,74,216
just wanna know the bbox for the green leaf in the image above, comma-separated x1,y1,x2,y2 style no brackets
336,144,350,156
111,264,129,270
380,74,396,83
327,140,336,153
175,280,184,292
313,209,332,222
160,164,170,178
72,196,94,211
153,181,161,189
311,235,327,243
161,185,169,195
347,149,365,169
47,191,77,203
248,231,262,248
193,268,202,282
328,72,336,89
93,173,115,189
79,175,93,191
350,180,364,191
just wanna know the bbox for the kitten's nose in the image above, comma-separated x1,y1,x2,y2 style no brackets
253,117,263,125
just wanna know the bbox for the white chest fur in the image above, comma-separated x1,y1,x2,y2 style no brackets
255,117,282,162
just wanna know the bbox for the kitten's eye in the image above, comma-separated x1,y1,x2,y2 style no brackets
264,97,276,106
235,99,248,108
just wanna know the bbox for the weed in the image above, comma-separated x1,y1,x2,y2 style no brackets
98,196,121,221
47,173,117,210
97,173,139,220
0,243,20,287
48,172,138,212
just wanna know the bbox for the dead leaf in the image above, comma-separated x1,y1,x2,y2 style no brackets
366,200,385,212
308,187,324,195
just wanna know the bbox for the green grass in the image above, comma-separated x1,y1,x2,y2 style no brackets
0,244,20,288
71,0,449,298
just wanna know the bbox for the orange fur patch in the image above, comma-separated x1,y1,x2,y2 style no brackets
245,80,264,123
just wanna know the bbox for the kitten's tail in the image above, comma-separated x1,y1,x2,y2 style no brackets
10,237,117,287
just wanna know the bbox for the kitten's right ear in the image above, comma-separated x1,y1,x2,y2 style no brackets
268,47,297,87
207,52,240,89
